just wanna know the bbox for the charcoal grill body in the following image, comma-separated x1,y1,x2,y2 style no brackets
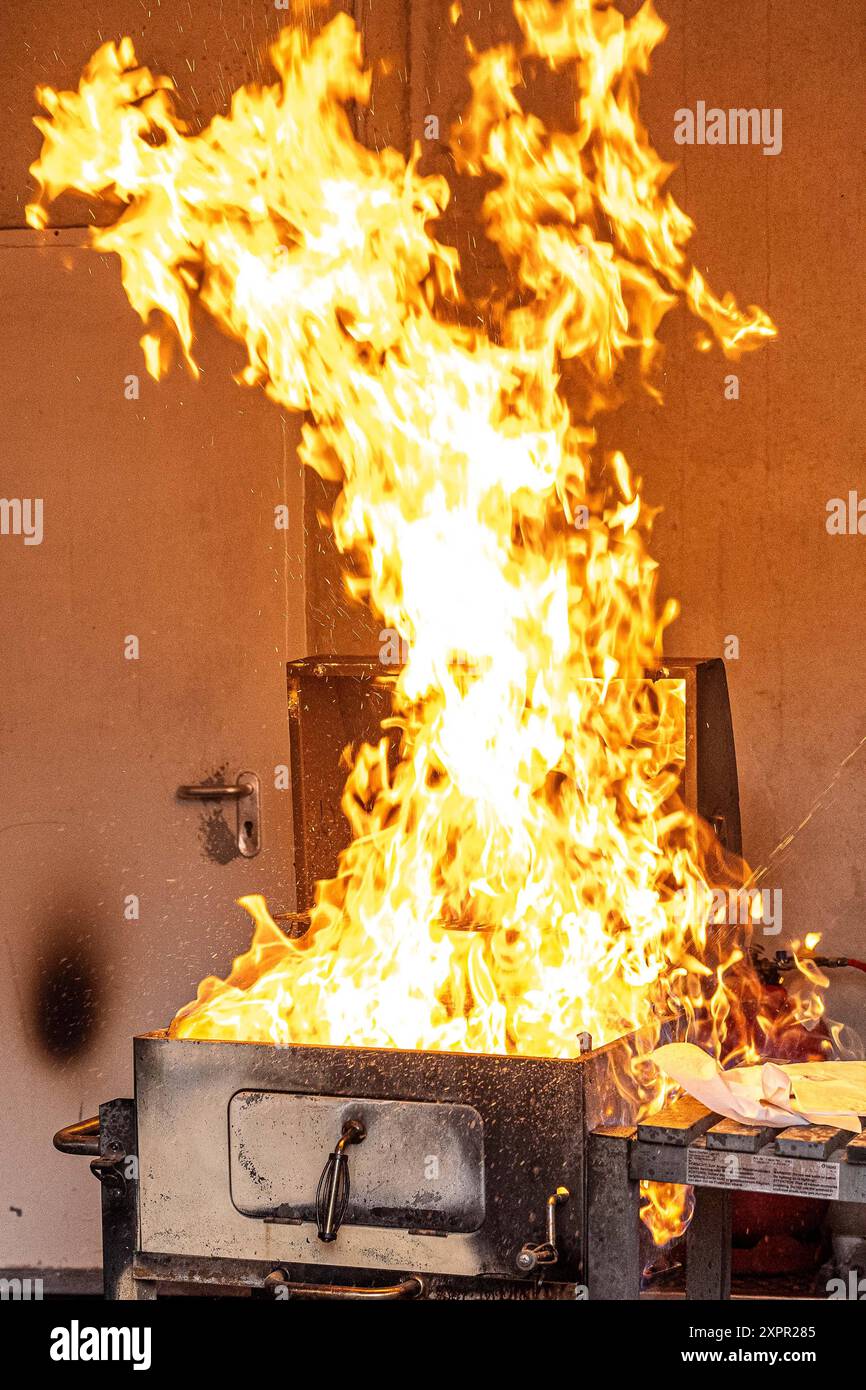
91,1027,659,1298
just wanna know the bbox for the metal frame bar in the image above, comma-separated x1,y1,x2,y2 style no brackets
587,1127,641,1300
632,1137,866,1202
98,1099,154,1301
686,1186,731,1300
588,1098,866,1302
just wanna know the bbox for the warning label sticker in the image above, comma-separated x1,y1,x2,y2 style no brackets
685,1146,840,1200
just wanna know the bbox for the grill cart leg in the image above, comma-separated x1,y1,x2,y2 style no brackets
686,1185,732,1300
588,1127,641,1300
54,1098,146,1300
95,1099,142,1300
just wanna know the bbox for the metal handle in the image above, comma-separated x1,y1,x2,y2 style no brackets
546,1185,570,1244
264,1270,424,1300
177,782,252,800
515,1186,570,1273
90,1150,128,1192
54,1116,100,1157
316,1118,366,1242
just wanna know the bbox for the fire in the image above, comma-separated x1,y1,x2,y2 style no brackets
29,0,796,1242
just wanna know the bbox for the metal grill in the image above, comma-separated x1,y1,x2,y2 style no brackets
588,1096,866,1300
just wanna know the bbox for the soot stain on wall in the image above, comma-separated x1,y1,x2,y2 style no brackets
198,806,240,865
194,766,240,865
31,915,101,1059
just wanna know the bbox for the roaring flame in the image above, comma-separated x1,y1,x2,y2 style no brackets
29,0,797,1243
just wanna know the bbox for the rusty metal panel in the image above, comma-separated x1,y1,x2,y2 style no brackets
287,655,742,911
664,658,742,858
287,657,397,907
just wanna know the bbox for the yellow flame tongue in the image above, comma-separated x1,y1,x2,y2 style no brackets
28,0,780,1236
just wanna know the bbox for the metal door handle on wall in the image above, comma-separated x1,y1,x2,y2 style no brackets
177,772,261,858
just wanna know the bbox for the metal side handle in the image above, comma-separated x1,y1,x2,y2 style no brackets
54,1116,100,1157
265,1270,424,1300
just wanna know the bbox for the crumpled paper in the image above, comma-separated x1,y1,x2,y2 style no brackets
650,1042,866,1133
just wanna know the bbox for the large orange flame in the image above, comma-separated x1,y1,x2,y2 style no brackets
29,0,803,1243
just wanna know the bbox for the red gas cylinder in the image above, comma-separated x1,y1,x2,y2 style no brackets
731,977,832,1275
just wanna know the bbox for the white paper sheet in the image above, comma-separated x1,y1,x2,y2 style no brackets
650,1042,866,1132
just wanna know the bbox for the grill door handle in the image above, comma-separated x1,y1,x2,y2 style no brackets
316,1118,366,1242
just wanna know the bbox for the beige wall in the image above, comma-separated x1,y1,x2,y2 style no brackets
0,1,320,1277
0,228,307,1273
2,0,865,1276
0,0,410,1280
617,0,866,1036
